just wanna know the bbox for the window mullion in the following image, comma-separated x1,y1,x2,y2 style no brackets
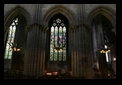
57,26,59,61
53,26,55,61
61,26,63,47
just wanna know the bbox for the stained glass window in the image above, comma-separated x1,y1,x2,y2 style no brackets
4,18,18,59
50,18,66,61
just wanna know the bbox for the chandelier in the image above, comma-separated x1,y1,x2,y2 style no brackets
100,44,110,54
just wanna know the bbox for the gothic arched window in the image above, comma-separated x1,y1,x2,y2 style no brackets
50,18,67,61
4,18,18,59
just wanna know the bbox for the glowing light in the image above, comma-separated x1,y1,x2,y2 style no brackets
46,73,52,75
17,49,20,51
105,52,109,62
113,57,116,61
52,72,58,75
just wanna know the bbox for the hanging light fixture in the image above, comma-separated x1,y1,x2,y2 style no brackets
9,43,21,52
100,44,110,54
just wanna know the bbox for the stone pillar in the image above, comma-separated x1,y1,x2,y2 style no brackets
40,29,44,77
42,30,47,76
30,25,36,76
70,28,78,77
92,23,97,63
76,27,79,78
24,4,44,78
84,25,94,79
76,5,82,78
77,5,85,78
68,28,71,72
24,25,33,76
97,22,104,49
35,25,40,78
70,28,74,76
68,28,72,75
73,29,77,77
33,25,39,76
40,32,44,76
24,24,42,77
96,21,104,69
82,25,85,78
78,25,83,78
37,26,43,77
37,26,47,77
33,4,42,24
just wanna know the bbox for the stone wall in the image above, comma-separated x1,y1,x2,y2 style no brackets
4,4,116,79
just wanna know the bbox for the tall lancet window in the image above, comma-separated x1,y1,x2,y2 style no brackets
4,18,18,59
50,18,67,61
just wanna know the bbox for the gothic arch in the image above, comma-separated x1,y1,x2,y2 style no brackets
88,6,116,42
4,6,30,72
89,6,116,74
4,6,31,45
42,5,76,31
4,6,31,28
88,6,116,29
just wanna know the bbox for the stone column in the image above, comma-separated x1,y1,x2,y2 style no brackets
35,25,40,78
29,26,34,76
92,23,97,63
68,28,71,72
73,29,77,77
30,25,35,76
96,21,104,69
42,30,47,76
24,25,33,76
24,4,44,78
70,28,74,76
76,27,80,78
33,4,42,24
24,24,41,77
33,25,39,76
40,29,44,76
76,5,81,78
77,4,84,77
78,25,83,78
38,26,43,77
82,25,85,78
97,22,104,49
84,25,94,79
38,27,47,77
32,25,36,76
69,28,72,75
71,28,77,77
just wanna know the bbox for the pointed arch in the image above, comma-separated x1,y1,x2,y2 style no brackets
90,6,116,73
4,6,31,27
42,5,76,31
49,14,68,61
88,6,116,28
4,6,30,71
4,6,30,47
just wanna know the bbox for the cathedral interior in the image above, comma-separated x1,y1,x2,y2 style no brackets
4,4,116,79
